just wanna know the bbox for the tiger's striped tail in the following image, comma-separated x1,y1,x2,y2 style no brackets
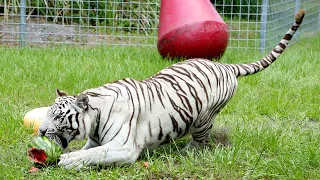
229,9,305,77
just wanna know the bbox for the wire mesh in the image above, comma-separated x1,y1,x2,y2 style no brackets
265,0,319,51
0,0,319,51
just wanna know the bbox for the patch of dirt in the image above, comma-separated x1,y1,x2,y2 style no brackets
213,126,232,147
0,17,146,47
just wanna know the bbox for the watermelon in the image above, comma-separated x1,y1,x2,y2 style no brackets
28,136,62,165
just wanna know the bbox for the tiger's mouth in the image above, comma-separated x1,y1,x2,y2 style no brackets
45,134,68,149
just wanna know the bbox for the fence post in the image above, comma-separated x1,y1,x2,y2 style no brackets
295,0,301,13
294,0,301,38
318,4,320,31
19,0,26,48
259,0,268,53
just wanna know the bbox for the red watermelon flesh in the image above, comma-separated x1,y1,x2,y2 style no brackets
27,147,48,164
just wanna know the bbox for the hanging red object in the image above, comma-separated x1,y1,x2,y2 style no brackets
157,0,229,60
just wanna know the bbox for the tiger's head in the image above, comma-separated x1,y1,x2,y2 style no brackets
38,89,89,149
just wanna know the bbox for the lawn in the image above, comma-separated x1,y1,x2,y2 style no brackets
0,34,319,179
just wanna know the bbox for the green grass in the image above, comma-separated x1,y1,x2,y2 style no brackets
0,34,319,179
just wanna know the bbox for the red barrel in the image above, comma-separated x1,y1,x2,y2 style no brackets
157,0,229,60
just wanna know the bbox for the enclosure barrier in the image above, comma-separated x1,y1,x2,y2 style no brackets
0,0,319,52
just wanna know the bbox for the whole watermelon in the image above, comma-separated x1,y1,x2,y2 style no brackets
28,136,62,165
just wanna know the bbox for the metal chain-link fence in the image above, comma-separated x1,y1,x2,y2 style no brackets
1,0,319,52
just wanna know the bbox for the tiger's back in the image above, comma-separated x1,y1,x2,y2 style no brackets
132,59,238,149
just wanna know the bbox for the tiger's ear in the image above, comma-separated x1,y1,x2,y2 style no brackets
56,89,68,97
72,94,89,112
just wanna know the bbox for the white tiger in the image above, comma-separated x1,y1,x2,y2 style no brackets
38,10,305,170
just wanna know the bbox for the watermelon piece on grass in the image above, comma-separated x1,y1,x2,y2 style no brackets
29,166,40,174
27,136,62,165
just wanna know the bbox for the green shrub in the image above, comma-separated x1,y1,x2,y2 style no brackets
28,0,160,32
211,0,261,19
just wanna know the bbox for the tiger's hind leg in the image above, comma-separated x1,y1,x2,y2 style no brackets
182,114,217,152
183,124,212,151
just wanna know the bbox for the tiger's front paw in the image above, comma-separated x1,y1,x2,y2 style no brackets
58,150,92,170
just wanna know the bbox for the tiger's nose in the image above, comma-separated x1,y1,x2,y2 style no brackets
38,129,47,136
